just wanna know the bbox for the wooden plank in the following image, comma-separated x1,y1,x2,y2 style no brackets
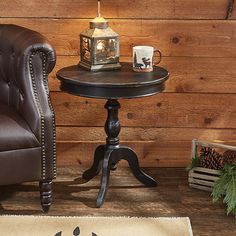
188,177,216,187
51,93,236,128
50,56,236,93
0,0,232,20
1,167,236,236
188,167,221,191
2,167,236,236
55,127,236,167
56,141,190,167
195,140,236,152
0,19,236,57
192,167,221,175
189,183,213,192
56,127,236,143
55,127,236,168
189,172,220,181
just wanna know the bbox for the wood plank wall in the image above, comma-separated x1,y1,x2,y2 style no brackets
1,0,236,168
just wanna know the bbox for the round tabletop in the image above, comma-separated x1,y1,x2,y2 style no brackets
56,62,169,99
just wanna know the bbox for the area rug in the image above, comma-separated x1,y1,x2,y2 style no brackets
0,215,193,236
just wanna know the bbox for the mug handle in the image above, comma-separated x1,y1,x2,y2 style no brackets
154,49,162,65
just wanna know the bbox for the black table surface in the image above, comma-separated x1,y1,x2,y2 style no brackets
56,62,169,99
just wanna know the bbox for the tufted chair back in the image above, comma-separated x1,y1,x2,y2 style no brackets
0,25,55,139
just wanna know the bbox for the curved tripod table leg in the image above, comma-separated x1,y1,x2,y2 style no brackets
115,146,157,187
82,145,105,181
96,149,114,208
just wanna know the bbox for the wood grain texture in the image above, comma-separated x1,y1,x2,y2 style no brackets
0,19,236,57
56,141,190,167
189,167,221,191
0,167,236,236
50,56,236,93
0,0,233,19
51,93,236,128
1,1,236,168
55,127,236,167
56,127,236,142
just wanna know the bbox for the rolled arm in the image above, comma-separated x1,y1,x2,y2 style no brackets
0,24,57,180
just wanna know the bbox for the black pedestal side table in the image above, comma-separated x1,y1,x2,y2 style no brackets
56,62,169,207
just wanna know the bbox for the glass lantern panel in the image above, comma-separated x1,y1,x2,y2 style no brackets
94,38,118,64
81,37,91,62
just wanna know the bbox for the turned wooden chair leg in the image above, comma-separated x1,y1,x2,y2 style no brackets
39,180,52,213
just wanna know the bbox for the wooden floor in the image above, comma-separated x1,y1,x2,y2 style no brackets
0,166,235,236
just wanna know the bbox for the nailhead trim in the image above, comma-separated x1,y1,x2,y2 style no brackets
29,51,56,180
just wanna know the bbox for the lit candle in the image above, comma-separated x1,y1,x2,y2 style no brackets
97,41,104,51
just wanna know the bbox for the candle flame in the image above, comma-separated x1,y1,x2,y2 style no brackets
97,41,104,50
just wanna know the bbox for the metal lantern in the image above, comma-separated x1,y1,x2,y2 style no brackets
79,0,121,71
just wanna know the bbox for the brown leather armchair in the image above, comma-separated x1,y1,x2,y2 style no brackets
0,24,56,212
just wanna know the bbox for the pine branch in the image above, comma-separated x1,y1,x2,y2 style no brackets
224,167,236,215
212,172,228,202
186,155,200,171
212,164,236,217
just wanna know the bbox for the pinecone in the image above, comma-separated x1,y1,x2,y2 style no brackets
223,150,236,165
199,147,224,170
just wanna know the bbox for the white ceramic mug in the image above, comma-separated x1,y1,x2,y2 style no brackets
133,46,162,72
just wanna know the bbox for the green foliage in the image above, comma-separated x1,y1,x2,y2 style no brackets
186,144,236,217
212,164,236,218
186,155,200,172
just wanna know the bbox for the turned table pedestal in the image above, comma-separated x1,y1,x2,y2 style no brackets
56,62,169,207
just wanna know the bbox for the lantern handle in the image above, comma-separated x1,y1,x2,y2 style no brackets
98,0,101,18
